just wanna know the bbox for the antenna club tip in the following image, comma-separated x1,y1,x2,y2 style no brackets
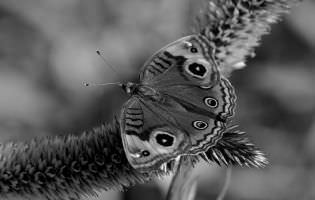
82,82,90,86
96,50,101,55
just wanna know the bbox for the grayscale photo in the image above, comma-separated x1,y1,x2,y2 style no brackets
0,0,314,200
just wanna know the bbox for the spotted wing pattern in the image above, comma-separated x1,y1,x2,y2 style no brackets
139,35,220,88
120,97,191,172
157,77,236,153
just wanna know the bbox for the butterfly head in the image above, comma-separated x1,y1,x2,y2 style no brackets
121,82,138,95
121,82,162,101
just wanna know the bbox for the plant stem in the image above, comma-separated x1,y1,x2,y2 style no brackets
216,168,232,200
0,119,164,200
166,156,198,200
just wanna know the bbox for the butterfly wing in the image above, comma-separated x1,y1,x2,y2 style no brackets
158,77,237,154
159,77,236,122
121,35,236,171
120,96,191,172
139,35,220,88
120,78,236,171
138,35,236,154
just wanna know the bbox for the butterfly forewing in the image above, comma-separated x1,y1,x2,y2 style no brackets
140,35,220,88
139,51,176,84
158,77,236,122
155,77,236,153
151,105,227,154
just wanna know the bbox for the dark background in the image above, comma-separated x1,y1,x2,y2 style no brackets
0,0,314,199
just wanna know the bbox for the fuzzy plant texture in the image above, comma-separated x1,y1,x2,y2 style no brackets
194,0,300,75
0,0,301,199
0,120,168,200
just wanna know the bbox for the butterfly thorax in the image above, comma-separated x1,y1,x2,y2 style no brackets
122,82,162,101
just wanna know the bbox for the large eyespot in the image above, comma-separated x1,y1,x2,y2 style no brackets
141,150,150,157
204,97,218,108
155,133,175,147
187,63,207,77
192,120,208,130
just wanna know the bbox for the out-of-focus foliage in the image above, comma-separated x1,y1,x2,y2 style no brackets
0,0,314,200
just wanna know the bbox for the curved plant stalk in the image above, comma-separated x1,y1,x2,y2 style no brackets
216,168,232,200
166,156,198,200
194,0,301,75
0,119,166,200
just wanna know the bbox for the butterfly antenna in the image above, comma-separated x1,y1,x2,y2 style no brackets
96,50,123,78
83,81,122,87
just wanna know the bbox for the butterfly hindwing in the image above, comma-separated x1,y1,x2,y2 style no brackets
153,77,236,154
120,97,191,172
158,77,236,123
151,104,227,154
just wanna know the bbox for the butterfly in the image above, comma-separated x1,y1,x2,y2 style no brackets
119,35,236,172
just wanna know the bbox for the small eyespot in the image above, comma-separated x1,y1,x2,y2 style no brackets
141,150,150,157
204,97,218,108
187,63,207,77
192,120,208,130
155,133,175,147
190,47,198,53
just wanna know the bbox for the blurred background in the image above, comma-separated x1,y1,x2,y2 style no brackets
0,0,314,199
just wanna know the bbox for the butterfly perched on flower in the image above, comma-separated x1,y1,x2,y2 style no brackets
118,35,236,172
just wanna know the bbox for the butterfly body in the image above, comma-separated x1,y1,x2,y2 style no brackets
121,82,162,102
119,35,236,172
